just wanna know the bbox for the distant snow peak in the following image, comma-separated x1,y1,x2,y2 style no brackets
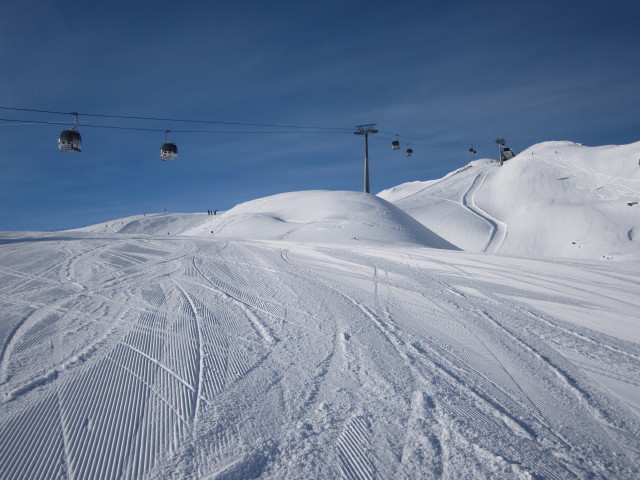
379,140,640,260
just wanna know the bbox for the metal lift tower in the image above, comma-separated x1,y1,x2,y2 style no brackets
354,124,379,194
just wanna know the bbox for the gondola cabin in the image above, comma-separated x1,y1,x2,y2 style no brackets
58,129,82,153
160,142,178,161
501,147,515,161
391,140,400,150
406,148,413,156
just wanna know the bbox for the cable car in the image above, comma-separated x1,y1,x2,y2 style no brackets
391,140,400,150
160,142,178,161
160,130,178,161
501,147,515,161
58,129,82,152
469,148,477,155
58,111,81,152
406,148,413,156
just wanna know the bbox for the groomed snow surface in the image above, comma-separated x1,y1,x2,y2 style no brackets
1,141,639,479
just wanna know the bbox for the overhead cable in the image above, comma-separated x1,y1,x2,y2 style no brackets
0,117,350,134
0,106,352,132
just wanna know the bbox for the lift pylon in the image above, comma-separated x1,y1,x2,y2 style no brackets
354,124,378,194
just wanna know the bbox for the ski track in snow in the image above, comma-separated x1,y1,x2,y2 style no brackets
462,172,508,253
0,233,639,479
535,151,640,201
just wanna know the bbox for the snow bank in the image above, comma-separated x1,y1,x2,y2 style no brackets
184,190,459,249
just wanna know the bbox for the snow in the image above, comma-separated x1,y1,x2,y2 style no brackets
1,141,640,479
379,141,640,260
78,191,458,249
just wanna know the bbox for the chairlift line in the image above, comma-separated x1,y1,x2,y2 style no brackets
0,105,352,132
3,105,496,149
3,105,504,161
0,117,352,135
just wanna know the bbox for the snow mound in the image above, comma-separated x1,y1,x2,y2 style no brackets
185,190,459,248
75,213,208,236
380,141,640,260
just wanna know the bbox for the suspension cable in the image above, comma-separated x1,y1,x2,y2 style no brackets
0,106,353,132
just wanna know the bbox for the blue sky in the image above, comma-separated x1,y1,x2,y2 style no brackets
1,0,639,231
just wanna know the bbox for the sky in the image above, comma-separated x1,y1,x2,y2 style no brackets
1,0,639,231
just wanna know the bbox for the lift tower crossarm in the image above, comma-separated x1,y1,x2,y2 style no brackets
354,124,378,194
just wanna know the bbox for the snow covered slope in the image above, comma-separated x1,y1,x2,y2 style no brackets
80,190,458,249
0,232,639,479
184,190,458,248
76,212,209,235
379,141,640,260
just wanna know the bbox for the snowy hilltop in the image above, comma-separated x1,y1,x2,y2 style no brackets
380,140,640,260
1,141,640,479
79,190,458,248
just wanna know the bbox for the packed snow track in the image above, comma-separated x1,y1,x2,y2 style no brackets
1,232,639,479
